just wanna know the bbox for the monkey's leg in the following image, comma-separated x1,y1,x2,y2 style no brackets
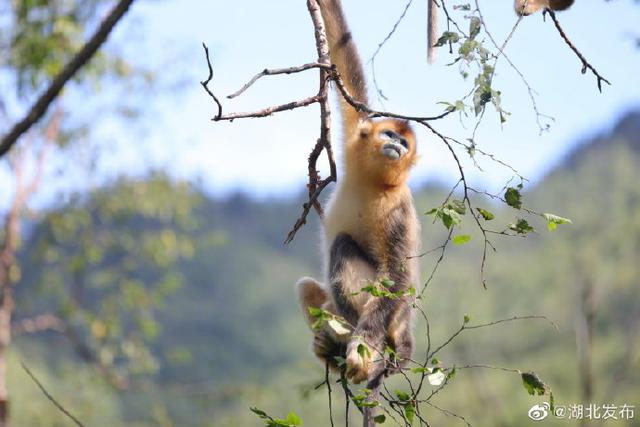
360,307,415,427
328,233,386,384
296,276,329,327
386,303,414,374
345,302,397,384
296,277,346,371
344,277,413,383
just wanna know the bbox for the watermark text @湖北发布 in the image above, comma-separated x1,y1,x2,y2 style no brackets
528,402,635,421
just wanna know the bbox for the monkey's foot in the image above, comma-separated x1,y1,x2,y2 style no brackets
345,338,376,384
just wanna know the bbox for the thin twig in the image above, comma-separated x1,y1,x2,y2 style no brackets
21,362,85,427
213,95,322,122
464,315,559,331
326,363,335,427
424,401,472,427
228,62,331,99
474,0,553,134
200,43,222,119
367,0,414,103
546,9,611,92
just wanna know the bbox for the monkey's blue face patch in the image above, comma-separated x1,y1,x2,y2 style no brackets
379,129,409,160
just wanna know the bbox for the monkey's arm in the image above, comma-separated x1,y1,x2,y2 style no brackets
317,0,368,138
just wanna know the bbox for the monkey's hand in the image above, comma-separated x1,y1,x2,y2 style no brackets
313,329,344,372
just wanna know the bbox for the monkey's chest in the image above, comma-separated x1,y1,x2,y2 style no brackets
324,194,414,264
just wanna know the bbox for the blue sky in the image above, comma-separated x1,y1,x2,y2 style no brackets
2,0,640,204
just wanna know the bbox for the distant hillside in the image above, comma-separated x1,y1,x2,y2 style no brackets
11,111,640,426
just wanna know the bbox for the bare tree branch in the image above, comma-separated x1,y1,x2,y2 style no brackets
21,362,85,427
213,95,323,122
285,0,336,244
0,0,137,158
228,62,331,99
546,9,611,92
11,314,65,337
200,43,223,119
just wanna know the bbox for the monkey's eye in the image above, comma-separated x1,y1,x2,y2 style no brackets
382,130,396,139
380,129,409,149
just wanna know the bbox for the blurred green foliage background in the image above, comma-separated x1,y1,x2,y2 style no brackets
1,1,639,426
7,113,640,426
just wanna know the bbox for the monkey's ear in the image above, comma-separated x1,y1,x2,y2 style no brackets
357,120,373,139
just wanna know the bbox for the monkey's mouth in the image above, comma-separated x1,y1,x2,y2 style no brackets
381,142,408,160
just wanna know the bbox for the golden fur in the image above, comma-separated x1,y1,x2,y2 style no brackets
297,0,420,384
514,0,575,15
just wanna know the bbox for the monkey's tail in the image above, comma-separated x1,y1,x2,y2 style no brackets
317,0,368,131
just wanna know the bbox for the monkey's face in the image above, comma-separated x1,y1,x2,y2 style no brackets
352,119,417,187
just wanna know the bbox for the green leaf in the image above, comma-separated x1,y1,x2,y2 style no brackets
434,31,460,47
380,278,395,288
459,39,480,58
251,407,269,418
428,201,468,230
543,213,572,231
463,314,471,324
352,389,379,408
521,372,547,396
473,85,492,115
450,200,467,215
447,367,457,381
374,414,386,424
441,208,462,229
395,390,411,401
357,343,371,361
404,403,415,424
509,219,534,235
284,412,303,426
385,345,398,358
308,307,331,330
307,307,324,318
476,208,495,221
469,16,481,40
504,187,523,209
452,234,472,245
